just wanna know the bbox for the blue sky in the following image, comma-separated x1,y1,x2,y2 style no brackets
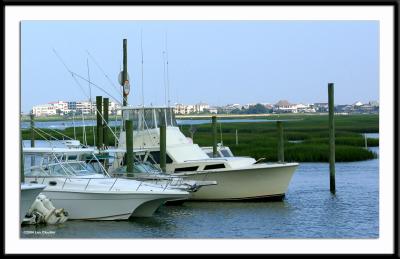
21,20,379,113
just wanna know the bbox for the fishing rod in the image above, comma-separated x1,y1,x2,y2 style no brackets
165,31,171,108
86,50,127,105
53,49,122,145
53,48,123,107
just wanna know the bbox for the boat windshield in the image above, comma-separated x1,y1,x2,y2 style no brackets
112,162,161,175
26,161,99,177
122,107,177,130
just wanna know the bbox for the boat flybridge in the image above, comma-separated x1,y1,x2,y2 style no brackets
114,106,299,201
23,147,190,220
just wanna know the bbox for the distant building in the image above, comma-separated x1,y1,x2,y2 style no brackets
174,102,210,114
262,103,274,110
369,100,379,107
32,100,120,117
174,103,195,114
32,104,57,116
296,103,315,113
335,104,352,113
206,107,218,114
313,103,329,113
195,102,209,113
222,104,242,113
274,100,298,113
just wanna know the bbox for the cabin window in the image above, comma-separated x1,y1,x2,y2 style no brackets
220,149,232,157
174,166,199,172
146,151,173,164
67,155,77,161
144,109,155,129
204,164,225,170
205,152,221,158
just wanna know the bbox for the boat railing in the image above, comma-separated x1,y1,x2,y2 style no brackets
25,175,172,193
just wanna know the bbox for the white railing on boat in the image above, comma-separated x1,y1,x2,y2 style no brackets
26,176,174,192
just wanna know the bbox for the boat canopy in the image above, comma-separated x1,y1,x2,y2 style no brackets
120,107,178,130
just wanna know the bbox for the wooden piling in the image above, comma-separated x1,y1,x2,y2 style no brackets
159,112,167,172
30,112,35,167
30,112,35,148
235,129,238,146
20,138,24,183
212,115,217,157
103,98,109,147
96,96,103,149
122,39,128,107
328,83,336,194
277,121,284,163
125,119,134,177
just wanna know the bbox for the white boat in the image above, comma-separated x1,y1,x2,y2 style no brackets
110,161,217,193
20,183,46,224
112,107,299,201
23,147,190,220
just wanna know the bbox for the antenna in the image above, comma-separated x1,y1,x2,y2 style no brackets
165,32,171,107
163,50,167,106
86,58,92,115
220,122,223,146
141,29,145,107
87,55,97,146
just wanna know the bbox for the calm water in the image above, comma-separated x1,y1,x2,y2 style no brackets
21,147,379,239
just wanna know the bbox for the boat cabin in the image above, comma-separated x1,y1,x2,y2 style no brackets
115,107,257,174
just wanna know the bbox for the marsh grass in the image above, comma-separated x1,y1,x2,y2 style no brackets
22,114,378,162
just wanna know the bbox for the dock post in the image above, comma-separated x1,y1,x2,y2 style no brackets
328,83,336,194
122,39,128,107
30,112,35,167
160,111,167,172
125,119,134,177
20,138,24,183
364,134,368,149
96,96,103,149
277,121,284,163
103,98,109,147
212,115,217,157
236,129,238,145
30,112,35,148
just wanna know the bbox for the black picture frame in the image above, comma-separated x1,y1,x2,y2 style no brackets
3,1,398,256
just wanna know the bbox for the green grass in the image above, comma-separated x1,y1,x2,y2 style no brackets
181,114,379,162
22,114,379,162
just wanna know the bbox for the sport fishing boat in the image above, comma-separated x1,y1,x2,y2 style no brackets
20,183,46,224
109,159,217,193
23,147,190,220
113,106,299,201
44,140,218,194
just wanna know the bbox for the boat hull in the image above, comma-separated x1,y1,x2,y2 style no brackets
174,163,298,201
40,190,187,220
20,184,46,224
